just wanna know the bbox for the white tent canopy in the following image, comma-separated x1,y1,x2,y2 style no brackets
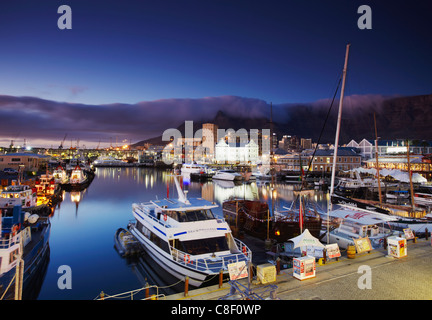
288,229,325,249
348,167,427,184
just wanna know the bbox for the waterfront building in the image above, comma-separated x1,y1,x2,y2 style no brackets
215,138,259,164
311,147,361,172
347,139,432,159
0,152,48,172
346,139,374,160
365,154,432,177
275,153,311,171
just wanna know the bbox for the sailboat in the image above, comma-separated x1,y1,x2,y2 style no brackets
321,44,410,248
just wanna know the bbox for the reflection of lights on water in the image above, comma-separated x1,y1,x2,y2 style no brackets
71,192,81,203
212,182,259,204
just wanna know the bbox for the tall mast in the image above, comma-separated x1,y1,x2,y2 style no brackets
329,43,351,199
406,140,415,214
374,112,383,205
327,43,350,244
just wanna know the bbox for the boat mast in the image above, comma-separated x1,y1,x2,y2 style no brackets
329,43,351,200
406,140,416,214
374,112,383,205
327,43,350,244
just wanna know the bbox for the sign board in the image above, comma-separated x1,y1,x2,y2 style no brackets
403,228,415,240
293,256,316,280
227,261,248,280
325,243,341,259
354,237,373,254
387,236,407,258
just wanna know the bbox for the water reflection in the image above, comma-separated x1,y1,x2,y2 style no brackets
36,167,329,299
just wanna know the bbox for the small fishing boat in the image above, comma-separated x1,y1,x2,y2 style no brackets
53,166,68,184
60,165,94,191
0,205,51,300
114,228,142,257
0,185,37,210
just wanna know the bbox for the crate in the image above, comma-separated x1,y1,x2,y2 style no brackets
257,263,276,284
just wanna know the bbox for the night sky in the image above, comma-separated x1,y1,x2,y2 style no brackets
0,1,431,147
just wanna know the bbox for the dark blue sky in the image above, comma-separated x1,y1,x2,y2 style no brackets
0,1,431,147
0,0,431,105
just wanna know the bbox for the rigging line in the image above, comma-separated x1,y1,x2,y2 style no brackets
295,73,343,200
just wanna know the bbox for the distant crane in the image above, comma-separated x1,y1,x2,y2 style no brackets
59,133,68,149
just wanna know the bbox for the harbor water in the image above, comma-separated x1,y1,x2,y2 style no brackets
36,167,329,300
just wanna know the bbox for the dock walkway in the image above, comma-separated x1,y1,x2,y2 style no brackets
165,238,432,300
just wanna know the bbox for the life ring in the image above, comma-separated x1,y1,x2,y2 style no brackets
242,246,248,256
163,214,168,221
184,254,191,264
12,224,19,237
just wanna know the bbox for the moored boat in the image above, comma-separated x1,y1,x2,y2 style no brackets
222,196,322,243
128,176,251,287
114,227,142,257
213,170,243,182
0,205,51,300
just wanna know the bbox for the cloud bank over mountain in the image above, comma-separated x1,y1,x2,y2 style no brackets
0,93,430,148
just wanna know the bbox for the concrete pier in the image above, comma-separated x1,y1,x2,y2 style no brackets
165,238,432,300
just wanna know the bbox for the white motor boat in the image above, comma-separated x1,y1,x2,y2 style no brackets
180,163,208,175
414,192,432,207
128,176,251,287
93,156,127,167
322,207,398,249
212,170,243,182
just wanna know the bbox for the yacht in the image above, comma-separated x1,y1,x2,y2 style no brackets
385,190,409,202
413,192,432,207
212,170,243,182
93,156,127,167
128,176,251,287
180,163,208,175
252,170,272,180
322,206,398,249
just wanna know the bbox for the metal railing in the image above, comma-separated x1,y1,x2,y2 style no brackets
95,285,166,300
0,234,21,250
169,238,252,273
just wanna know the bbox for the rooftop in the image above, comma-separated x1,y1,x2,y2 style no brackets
151,197,218,211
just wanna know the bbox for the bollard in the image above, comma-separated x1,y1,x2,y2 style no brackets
145,282,149,299
425,228,429,240
322,248,327,265
276,258,280,275
383,237,388,250
184,276,189,297
219,269,223,288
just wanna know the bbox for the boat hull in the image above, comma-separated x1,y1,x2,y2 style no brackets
223,200,322,242
129,224,214,287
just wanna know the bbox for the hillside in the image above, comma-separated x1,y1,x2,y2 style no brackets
133,94,432,146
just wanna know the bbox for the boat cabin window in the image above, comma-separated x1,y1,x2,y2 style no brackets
177,236,229,255
177,209,215,222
